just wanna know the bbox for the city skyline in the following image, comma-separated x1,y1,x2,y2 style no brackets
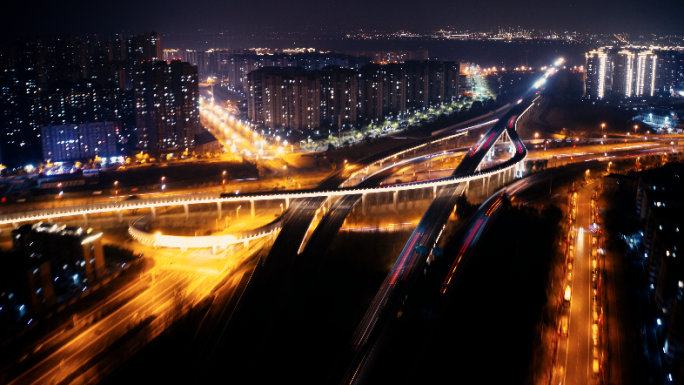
2,3,684,385
2,0,684,43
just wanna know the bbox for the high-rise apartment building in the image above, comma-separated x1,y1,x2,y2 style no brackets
655,52,680,93
584,46,684,99
246,60,464,130
405,61,431,110
585,49,611,99
320,66,358,127
134,60,200,152
634,51,657,97
383,63,408,118
127,31,162,64
443,61,462,102
247,67,321,131
41,121,118,162
290,72,321,131
357,64,385,121
613,50,635,97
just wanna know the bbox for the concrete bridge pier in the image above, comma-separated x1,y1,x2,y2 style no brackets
83,213,88,227
216,202,222,219
285,197,290,209
118,210,123,223
151,206,156,220
184,204,189,220
244,239,249,248
362,193,367,215
250,200,255,219
393,191,398,212
433,185,437,199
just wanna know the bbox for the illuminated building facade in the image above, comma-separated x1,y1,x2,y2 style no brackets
585,46,684,99
134,60,200,151
320,66,358,127
585,49,611,99
247,60,464,130
635,51,657,97
247,67,321,130
613,50,635,97
41,121,118,162
12,223,105,311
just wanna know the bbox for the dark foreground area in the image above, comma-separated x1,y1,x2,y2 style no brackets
401,202,562,383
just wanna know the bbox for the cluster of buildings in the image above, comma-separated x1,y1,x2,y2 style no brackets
584,46,684,100
162,48,430,88
0,32,206,168
342,27,626,44
607,163,684,375
0,223,105,319
164,49,366,87
244,61,466,131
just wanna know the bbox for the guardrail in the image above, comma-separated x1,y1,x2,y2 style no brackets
128,215,282,252
0,112,524,227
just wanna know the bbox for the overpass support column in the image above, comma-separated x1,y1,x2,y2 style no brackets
362,193,367,215
118,210,123,223
285,197,290,209
465,180,470,199
184,204,189,220
151,206,156,220
498,171,502,188
433,185,437,199
393,191,398,212
487,176,491,196
212,244,217,255
216,202,222,219
83,214,88,227
250,200,255,219
244,239,249,248
12,222,19,229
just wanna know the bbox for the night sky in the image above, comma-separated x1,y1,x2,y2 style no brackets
2,0,684,39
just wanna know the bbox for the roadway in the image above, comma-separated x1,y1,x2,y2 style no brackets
0,94,510,227
3,240,266,385
193,145,471,383
329,92,536,384
560,186,593,384
352,158,605,384
345,141,668,384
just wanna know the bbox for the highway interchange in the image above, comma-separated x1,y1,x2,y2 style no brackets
2,59,680,384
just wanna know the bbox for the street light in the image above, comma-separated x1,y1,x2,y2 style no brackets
535,132,539,139
601,123,605,134
634,124,638,135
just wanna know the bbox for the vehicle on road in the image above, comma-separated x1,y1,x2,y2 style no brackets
560,315,569,338
564,285,572,303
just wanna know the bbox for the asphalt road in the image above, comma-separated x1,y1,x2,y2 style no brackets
562,187,593,385
330,94,536,384
193,147,469,383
